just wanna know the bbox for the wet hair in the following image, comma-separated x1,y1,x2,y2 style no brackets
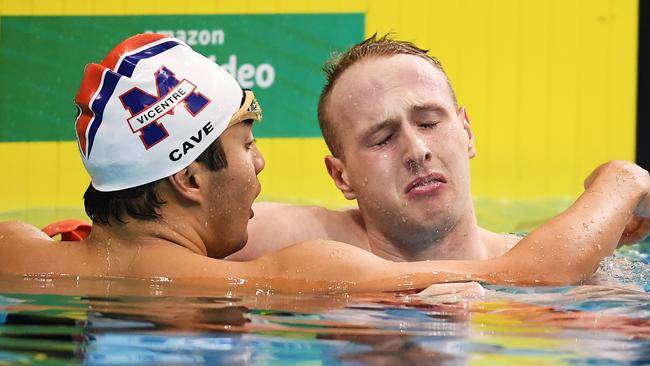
84,137,228,225
317,33,458,158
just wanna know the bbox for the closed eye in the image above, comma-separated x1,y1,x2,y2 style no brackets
419,121,440,129
374,134,393,147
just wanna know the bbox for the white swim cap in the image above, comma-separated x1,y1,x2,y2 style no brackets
74,34,261,192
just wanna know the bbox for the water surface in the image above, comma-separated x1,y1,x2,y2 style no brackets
0,245,648,365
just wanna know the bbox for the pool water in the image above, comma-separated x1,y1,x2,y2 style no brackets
0,244,648,366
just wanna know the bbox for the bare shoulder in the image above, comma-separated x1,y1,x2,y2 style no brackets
0,220,60,274
479,227,522,257
249,202,346,239
0,220,52,242
228,202,361,260
252,202,344,220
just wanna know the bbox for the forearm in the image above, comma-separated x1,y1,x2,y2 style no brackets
245,240,491,293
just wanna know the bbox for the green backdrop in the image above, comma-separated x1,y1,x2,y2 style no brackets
0,14,364,141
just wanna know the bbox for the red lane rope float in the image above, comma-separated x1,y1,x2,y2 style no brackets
42,219,92,241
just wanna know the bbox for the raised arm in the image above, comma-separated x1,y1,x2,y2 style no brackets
493,160,650,284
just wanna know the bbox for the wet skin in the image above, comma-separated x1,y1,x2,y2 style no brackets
324,54,480,259
200,122,265,258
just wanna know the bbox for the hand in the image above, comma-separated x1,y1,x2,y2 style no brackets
583,160,650,195
634,193,650,219
416,282,485,300
584,161,650,212
584,161,650,246
619,216,650,247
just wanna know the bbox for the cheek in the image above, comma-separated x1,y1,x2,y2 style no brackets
239,156,259,193
232,153,256,177
348,152,398,187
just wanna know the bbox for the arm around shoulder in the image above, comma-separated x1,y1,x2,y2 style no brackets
240,239,492,292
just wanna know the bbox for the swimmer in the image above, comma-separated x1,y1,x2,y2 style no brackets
0,34,646,293
233,34,650,271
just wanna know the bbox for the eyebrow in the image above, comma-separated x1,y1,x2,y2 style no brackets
412,103,447,114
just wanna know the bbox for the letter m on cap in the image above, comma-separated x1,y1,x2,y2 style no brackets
119,66,210,149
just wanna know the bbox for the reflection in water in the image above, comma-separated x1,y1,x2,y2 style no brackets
0,248,649,365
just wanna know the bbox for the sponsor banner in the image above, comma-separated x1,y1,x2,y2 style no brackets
0,14,364,141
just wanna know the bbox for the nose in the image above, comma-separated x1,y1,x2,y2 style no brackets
402,127,432,171
253,145,265,175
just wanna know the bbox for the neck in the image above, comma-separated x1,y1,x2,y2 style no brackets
360,203,487,262
85,208,209,257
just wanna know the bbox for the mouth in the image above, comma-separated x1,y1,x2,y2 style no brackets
404,172,447,195
250,182,261,219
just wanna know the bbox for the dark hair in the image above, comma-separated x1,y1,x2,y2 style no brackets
317,33,457,158
84,137,228,225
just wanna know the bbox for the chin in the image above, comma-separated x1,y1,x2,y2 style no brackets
233,235,248,253
216,234,248,259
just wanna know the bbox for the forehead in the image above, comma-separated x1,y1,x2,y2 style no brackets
327,54,455,129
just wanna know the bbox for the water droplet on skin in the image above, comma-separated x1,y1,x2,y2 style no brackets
597,244,602,250
382,154,388,158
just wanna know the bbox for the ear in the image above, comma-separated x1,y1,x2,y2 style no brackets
166,162,205,203
324,155,357,200
460,107,476,159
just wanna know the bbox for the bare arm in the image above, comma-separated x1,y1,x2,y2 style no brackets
496,160,650,284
